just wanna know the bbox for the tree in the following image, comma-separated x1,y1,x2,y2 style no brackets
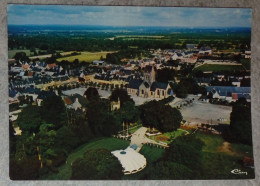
146,161,193,180
115,101,140,135
35,123,56,168
17,105,43,134
84,87,99,101
13,52,29,62
86,99,121,136
10,120,16,156
10,156,41,180
54,126,81,154
109,88,134,107
71,148,123,180
176,77,201,98
229,98,252,144
41,95,68,129
118,101,139,124
140,100,182,132
156,68,175,83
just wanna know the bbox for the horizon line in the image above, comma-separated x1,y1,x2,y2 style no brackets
7,24,252,29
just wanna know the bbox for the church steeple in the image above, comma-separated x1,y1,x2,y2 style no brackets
143,65,156,85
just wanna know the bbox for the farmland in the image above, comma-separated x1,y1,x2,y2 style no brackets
57,51,114,63
8,49,39,59
193,64,245,72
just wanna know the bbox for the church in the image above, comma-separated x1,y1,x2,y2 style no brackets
127,65,174,98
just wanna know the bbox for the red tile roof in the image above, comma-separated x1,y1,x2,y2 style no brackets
232,93,238,100
47,63,57,69
28,71,34,76
63,97,73,105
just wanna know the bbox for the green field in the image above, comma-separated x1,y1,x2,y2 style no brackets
57,51,114,63
8,49,49,59
194,64,245,72
8,49,31,59
42,137,129,180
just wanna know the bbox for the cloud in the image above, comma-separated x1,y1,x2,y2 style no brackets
7,5,252,27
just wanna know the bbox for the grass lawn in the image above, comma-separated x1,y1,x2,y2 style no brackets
194,131,224,153
128,124,142,134
194,64,245,72
148,129,188,144
42,137,129,180
231,143,254,157
194,131,255,179
57,51,114,63
200,151,254,179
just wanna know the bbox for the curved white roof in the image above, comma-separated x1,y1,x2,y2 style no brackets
111,146,147,175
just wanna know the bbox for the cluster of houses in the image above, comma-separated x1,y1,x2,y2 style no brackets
9,46,251,125
8,61,90,122
205,86,251,103
195,71,250,87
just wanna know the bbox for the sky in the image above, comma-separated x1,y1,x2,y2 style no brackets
7,5,252,28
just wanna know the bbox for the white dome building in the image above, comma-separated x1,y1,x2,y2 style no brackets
111,145,147,175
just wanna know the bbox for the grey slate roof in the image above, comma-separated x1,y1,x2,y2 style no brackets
150,82,168,91
127,79,143,89
206,86,250,97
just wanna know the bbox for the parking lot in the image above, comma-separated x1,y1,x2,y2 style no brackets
179,99,232,125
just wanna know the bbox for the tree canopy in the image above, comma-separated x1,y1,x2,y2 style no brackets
229,98,252,145
156,68,175,83
176,77,202,98
71,148,123,180
147,161,193,180
84,87,99,101
109,88,134,107
164,135,204,172
17,105,43,134
13,52,29,62
116,101,139,124
41,95,68,129
140,100,182,132
86,99,121,136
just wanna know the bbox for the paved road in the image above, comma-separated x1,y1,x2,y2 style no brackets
130,127,166,152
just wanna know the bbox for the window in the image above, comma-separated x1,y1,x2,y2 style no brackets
162,90,164,96
157,90,160,95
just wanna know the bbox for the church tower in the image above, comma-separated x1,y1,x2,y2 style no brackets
144,65,156,85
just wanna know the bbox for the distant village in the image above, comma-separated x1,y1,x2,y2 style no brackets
9,44,251,134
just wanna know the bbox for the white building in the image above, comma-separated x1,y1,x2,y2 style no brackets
111,146,147,175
